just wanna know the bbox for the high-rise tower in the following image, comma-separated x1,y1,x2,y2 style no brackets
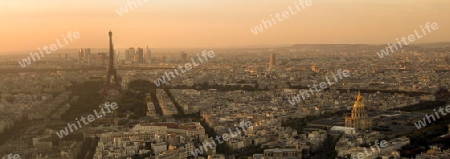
85,48,91,64
146,46,151,63
137,47,144,63
269,53,275,70
102,30,122,100
78,48,85,62
106,31,118,84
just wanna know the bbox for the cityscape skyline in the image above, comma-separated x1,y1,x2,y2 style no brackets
1,0,450,158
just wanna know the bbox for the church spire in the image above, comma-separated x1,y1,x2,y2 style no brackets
356,90,361,101
353,91,364,109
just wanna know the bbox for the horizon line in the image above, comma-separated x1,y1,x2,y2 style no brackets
1,41,449,54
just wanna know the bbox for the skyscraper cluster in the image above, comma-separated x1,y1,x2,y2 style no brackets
124,47,150,64
125,47,135,61
78,48,108,65
78,48,92,64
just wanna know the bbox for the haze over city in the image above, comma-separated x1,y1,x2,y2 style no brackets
1,0,450,159
1,0,450,52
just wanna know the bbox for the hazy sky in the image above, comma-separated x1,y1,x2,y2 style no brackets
1,0,449,52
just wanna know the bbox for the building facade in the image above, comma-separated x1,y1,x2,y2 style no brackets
345,91,372,132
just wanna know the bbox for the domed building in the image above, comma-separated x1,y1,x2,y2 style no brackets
345,91,372,132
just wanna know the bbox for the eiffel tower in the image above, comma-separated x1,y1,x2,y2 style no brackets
102,30,122,101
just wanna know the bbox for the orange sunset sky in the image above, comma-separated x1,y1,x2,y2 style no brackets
0,0,449,52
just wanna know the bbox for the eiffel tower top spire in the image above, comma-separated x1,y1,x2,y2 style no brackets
108,29,115,70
